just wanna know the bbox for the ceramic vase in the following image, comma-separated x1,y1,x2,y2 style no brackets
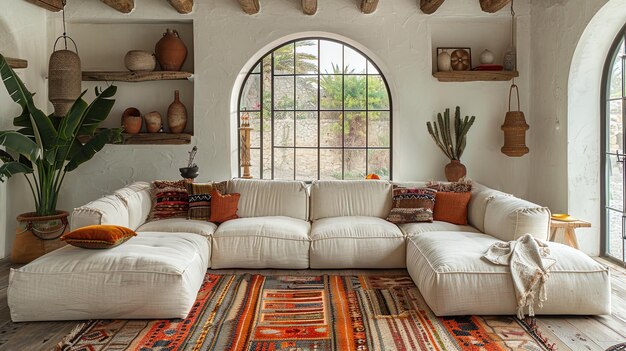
167,90,188,133
444,160,466,182
121,107,142,134
480,49,494,64
503,46,516,71
155,29,187,71
48,49,81,117
144,111,163,133
124,50,156,72
437,49,451,72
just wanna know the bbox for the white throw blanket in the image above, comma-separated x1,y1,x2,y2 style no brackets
483,234,556,319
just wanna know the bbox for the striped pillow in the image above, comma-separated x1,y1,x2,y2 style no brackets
186,181,227,220
386,187,436,224
148,180,189,221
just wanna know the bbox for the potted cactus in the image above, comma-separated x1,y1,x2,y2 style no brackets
426,106,476,181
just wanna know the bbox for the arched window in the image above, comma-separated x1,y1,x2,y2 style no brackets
238,38,392,181
603,24,626,263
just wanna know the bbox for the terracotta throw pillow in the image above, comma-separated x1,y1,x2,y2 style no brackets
186,181,228,220
386,187,436,224
209,190,240,223
149,180,189,221
433,191,472,225
61,225,136,249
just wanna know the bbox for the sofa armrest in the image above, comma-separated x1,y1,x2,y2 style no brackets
70,195,131,231
483,196,551,242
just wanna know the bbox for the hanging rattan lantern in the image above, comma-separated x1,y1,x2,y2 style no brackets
501,84,529,157
48,1,81,117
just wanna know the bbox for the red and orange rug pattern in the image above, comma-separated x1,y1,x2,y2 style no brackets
56,273,554,351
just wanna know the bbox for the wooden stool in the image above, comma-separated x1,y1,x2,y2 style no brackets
549,219,591,249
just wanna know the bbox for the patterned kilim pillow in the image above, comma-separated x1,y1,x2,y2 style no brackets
386,187,436,224
186,181,228,220
148,180,189,221
427,180,472,193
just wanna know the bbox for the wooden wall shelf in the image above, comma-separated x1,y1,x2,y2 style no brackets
433,70,519,82
7,57,28,69
79,132,192,145
82,71,193,82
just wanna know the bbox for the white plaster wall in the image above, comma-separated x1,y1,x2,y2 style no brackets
0,0,49,258
529,0,626,255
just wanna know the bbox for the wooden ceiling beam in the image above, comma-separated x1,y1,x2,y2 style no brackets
420,0,445,14
360,0,379,14
479,0,511,13
301,0,317,15
25,0,62,12
238,0,260,14
101,0,134,13
168,0,193,14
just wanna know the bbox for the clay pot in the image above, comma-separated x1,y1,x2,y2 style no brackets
444,160,466,182
179,166,199,179
48,49,82,117
12,211,68,264
155,29,187,71
121,107,142,134
167,90,187,133
144,111,163,133
124,50,156,72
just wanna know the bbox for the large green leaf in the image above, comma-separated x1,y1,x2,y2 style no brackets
65,128,122,172
58,90,88,140
77,86,117,136
0,161,33,182
0,131,40,162
0,54,33,108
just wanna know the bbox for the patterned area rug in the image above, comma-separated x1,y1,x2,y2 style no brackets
56,273,555,351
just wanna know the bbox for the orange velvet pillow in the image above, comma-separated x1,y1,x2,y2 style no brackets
433,191,471,225
60,225,137,249
209,190,240,223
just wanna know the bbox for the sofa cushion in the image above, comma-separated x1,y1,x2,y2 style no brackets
467,183,510,232
209,190,240,223
211,216,310,269
398,221,479,236
406,231,611,316
136,218,217,237
228,179,308,221
8,232,210,321
386,187,436,224
71,195,130,231
61,225,137,249
484,195,551,241
310,180,392,220
310,216,405,269
113,181,151,230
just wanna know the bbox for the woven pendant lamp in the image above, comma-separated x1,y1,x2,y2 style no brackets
48,0,81,117
500,0,529,157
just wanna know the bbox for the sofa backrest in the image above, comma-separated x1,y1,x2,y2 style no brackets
112,181,152,230
228,178,309,221
483,195,551,241
309,180,392,220
467,182,510,232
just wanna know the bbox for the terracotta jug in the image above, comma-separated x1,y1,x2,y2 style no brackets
144,111,163,133
155,29,187,71
167,90,187,133
444,160,466,182
121,107,142,134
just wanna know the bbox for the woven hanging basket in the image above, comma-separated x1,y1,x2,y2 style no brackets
48,36,81,117
501,84,529,157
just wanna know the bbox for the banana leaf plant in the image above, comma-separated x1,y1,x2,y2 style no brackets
0,54,122,216
426,106,476,160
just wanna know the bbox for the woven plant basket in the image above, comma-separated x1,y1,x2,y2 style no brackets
501,84,529,157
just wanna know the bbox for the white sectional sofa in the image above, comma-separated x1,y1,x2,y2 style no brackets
7,179,611,322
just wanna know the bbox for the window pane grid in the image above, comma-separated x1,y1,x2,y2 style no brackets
238,38,392,181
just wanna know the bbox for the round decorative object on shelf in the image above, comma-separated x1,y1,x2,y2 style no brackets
121,107,142,134
167,90,188,133
48,48,81,117
144,111,163,133
480,49,494,64
503,46,516,71
450,49,471,71
155,28,188,71
437,49,452,72
124,50,156,72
